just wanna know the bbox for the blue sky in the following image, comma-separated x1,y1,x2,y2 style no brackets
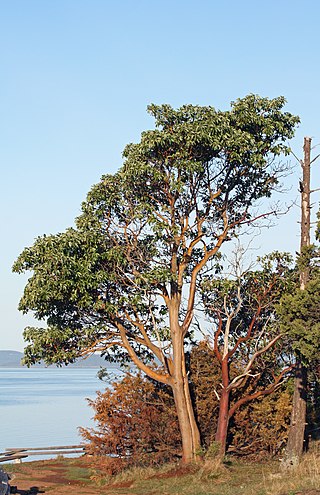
1,0,319,350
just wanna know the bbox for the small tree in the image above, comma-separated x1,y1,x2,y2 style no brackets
13,96,298,462
200,252,295,455
279,275,320,363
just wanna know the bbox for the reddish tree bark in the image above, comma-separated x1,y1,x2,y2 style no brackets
205,257,294,457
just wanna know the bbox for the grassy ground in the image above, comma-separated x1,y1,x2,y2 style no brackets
3,453,320,495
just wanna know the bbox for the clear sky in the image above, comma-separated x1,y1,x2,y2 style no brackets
1,0,319,351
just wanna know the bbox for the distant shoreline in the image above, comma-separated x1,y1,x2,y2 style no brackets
0,350,119,369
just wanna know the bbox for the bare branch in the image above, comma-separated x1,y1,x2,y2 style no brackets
228,364,294,418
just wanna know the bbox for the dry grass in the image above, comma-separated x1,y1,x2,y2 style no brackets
4,453,320,495
103,453,320,495
264,452,320,495
101,462,179,484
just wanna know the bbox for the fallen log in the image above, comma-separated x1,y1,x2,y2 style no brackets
0,454,28,463
5,445,85,452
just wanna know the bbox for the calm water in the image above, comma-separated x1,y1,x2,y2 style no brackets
0,368,110,459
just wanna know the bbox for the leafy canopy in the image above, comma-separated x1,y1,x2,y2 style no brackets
13,95,299,368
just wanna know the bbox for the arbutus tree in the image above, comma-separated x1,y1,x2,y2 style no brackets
200,252,295,456
13,95,299,463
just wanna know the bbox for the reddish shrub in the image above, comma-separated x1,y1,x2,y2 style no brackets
80,373,181,474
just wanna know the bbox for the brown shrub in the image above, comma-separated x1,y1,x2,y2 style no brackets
188,341,220,448
230,388,292,457
80,373,181,474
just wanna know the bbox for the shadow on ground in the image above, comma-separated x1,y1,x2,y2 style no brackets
10,486,44,494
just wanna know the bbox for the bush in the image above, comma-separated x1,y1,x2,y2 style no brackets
80,373,181,474
230,388,292,457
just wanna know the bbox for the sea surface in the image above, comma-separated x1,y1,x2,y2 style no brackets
0,367,114,461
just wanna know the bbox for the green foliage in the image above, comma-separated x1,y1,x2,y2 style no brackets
296,245,318,272
278,210,320,365
13,96,299,371
204,441,222,459
278,276,320,364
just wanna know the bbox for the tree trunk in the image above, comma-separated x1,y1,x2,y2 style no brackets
215,387,230,456
285,136,311,466
172,377,201,463
182,361,202,456
285,360,307,464
215,358,230,456
170,302,201,463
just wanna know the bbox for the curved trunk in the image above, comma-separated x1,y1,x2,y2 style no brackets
183,367,201,456
170,301,201,463
172,376,200,463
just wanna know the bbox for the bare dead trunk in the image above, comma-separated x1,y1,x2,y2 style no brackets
285,360,308,464
299,137,311,289
285,137,311,466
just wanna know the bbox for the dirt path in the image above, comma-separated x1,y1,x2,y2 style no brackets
5,459,109,495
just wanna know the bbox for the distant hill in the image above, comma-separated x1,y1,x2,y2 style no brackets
0,350,117,369
0,350,23,367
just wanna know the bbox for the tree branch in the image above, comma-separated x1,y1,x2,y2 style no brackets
228,364,294,418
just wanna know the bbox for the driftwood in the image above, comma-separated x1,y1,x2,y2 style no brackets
0,445,86,463
6,445,85,452
0,454,28,463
